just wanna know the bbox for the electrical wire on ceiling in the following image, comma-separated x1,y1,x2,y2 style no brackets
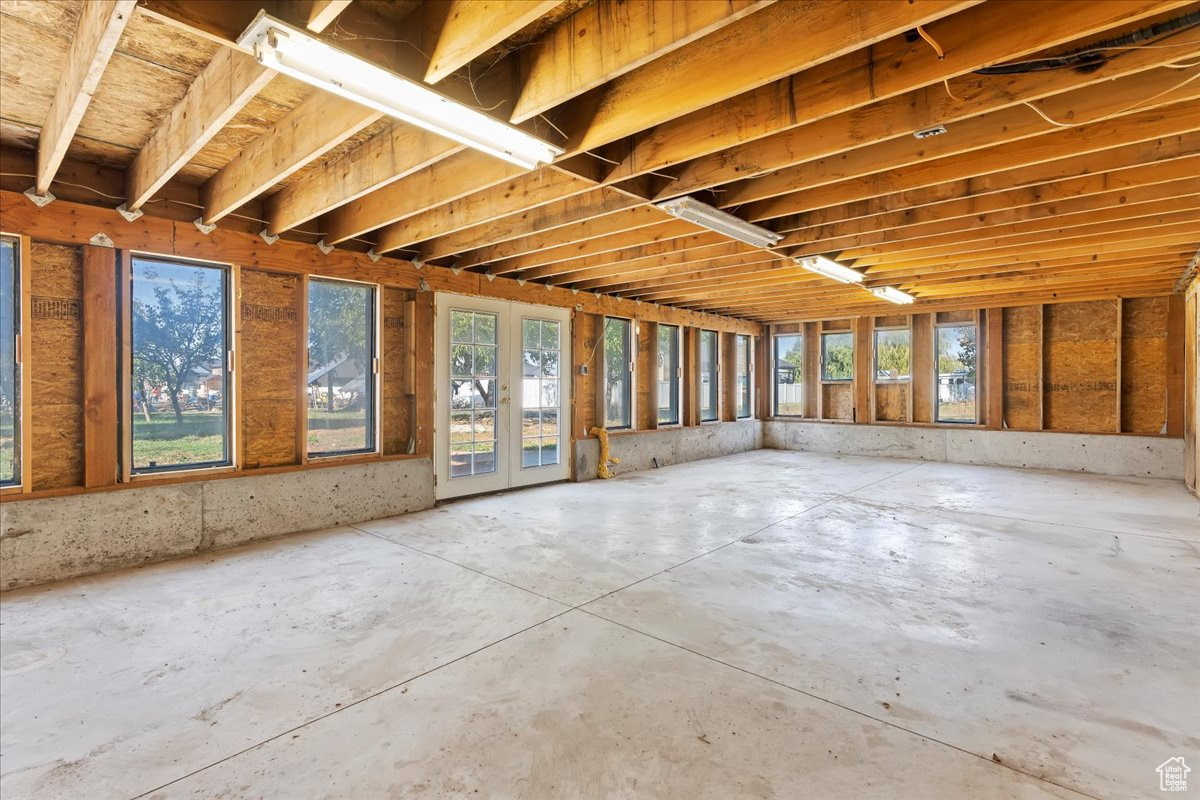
973,10,1200,75
1021,67,1200,128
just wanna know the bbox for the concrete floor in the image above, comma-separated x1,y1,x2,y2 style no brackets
1,451,1197,799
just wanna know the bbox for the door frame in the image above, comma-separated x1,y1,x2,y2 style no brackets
434,292,571,499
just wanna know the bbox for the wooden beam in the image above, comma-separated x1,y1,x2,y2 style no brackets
423,1,563,84
613,0,1185,181
287,0,354,31
727,69,1200,210
127,1,347,212
511,0,771,122
755,103,1200,223
560,0,981,155
82,245,119,488
665,24,1200,201
985,308,1004,430
266,130,463,235
1167,293,1186,436
36,0,136,195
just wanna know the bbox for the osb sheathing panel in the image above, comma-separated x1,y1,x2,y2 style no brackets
1044,300,1118,432
1121,296,1169,434
239,270,299,468
1003,305,1042,430
874,382,909,422
29,243,84,490
381,287,413,455
821,383,853,421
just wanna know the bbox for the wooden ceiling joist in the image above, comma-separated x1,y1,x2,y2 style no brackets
36,0,137,196
422,1,564,84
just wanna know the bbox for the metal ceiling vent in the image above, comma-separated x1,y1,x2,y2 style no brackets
913,124,948,140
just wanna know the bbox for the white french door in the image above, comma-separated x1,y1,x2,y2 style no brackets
434,293,570,499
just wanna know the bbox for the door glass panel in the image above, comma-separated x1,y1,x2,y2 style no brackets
521,317,561,468
448,309,499,477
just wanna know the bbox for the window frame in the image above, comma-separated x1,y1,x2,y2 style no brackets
934,321,979,425
304,275,381,460
125,252,235,479
873,325,912,384
772,333,804,418
0,233,29,493
699,329,720,422
602,316,634,431
735,333,753,419
820,330,854,383
656,323,681,426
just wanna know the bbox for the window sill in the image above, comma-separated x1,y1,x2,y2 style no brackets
130,464,236,482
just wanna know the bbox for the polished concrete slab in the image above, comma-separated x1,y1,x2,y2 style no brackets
1,451,1195,799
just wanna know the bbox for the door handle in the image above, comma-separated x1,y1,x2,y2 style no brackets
500,396,511,404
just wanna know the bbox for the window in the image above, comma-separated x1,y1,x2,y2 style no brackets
736,334,752,418
1,236,20,486
449,309,497,476
936,324,977,423
130,256,230,473
874,328,911,381
821,331,854,382
699,330,719,422
604,317,632,429
657,323,680,425
521,317,560,468
773,334,803,417
307,278,376,456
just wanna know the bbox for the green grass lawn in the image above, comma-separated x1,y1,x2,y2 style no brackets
937,400,977,422
132,410,226,468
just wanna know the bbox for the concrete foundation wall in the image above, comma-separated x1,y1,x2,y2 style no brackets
762,421,1183,479
573,420,763,482
0,458,434,591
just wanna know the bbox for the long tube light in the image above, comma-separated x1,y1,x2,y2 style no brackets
654,196,783,249
794,255,864,284
237,15,562,170
870,286,916,304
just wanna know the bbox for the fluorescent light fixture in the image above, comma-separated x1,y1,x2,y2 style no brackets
794,255,864,284
654,196,783,249
870,286,916,304
237,15,562,170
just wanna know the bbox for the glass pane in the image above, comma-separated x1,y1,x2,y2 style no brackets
541,320,560,350
657,324,679,425
473,410,496,442
821,332,854,382
541,380,559,408
131,258,229,472
540,436,559,466
449,411,473,444
522,318,539,349
474,345,496,377
700,330,718,422
450,343,473,377
541,349,560,377
936,325,978,423
451,379,473,409
0,238,18,486
875,329,912,381
522,409,540,438
473,379,497,409
450,443,472,477
472,441,496,474
541,409,558,439
474,313,496,344
773,335,803,416
604,317,632,428
307,279,374,456
450,310,473,343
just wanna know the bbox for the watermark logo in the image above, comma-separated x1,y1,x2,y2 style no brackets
1158,757,1190,792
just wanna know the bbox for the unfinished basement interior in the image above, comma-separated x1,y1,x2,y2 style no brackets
1,0,1198,797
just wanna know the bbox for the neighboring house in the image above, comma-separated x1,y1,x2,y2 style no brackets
775,359,798,384
307,354,366,409
1158,757,1190,791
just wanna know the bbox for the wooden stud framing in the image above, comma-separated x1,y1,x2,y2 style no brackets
81,245,119,488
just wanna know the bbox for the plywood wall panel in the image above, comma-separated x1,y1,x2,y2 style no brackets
1121,296,1169,434
29,243,83,490
874,382,909,422
1002,305,1042,430
239,269,299,468
1044,300,1118,432
821,383,853,421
